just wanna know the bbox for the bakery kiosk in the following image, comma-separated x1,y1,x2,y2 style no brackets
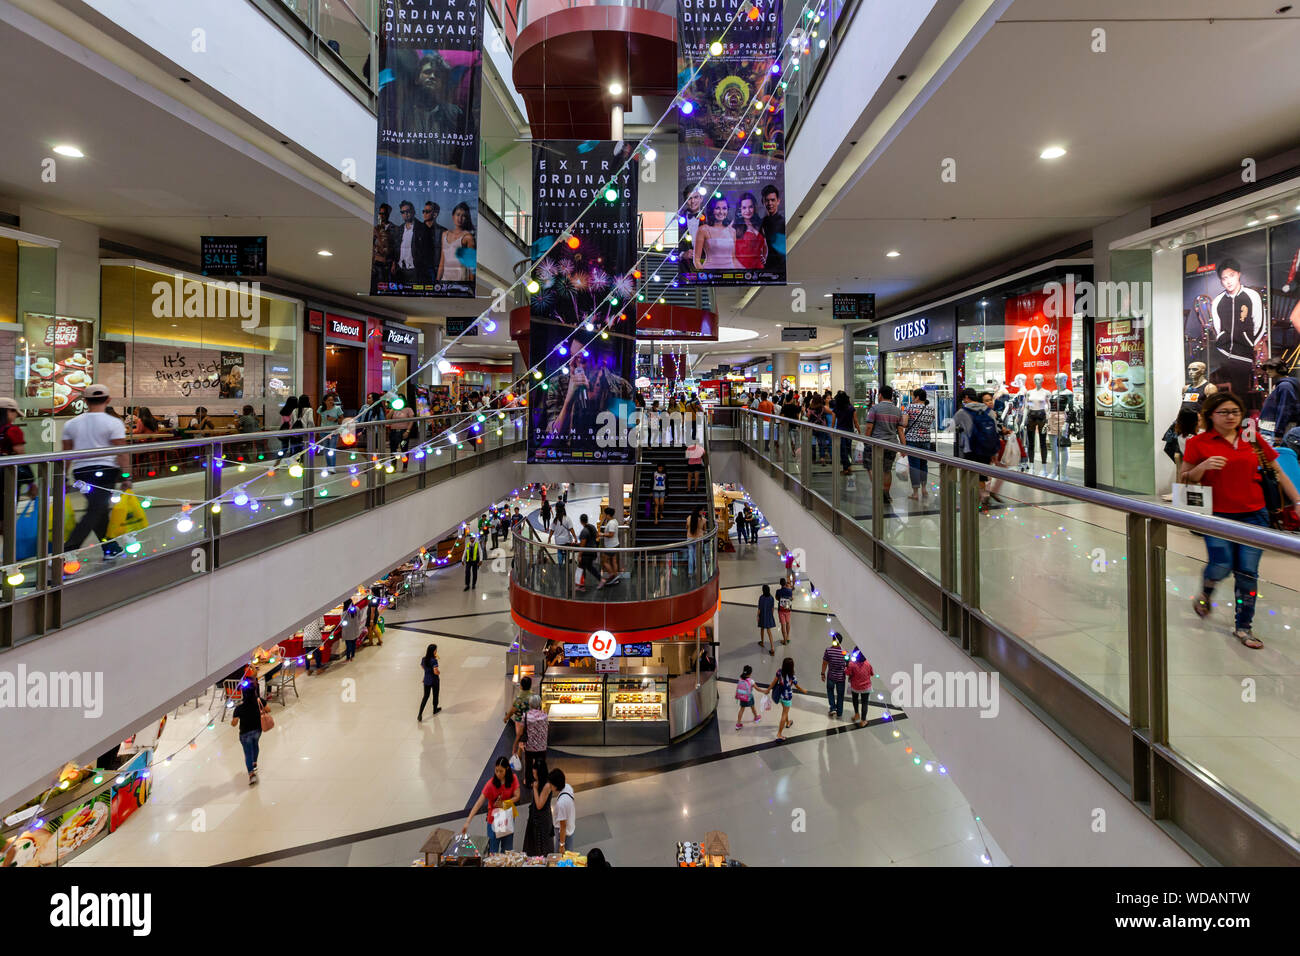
507,633,715,746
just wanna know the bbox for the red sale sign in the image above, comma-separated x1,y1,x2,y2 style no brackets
1005,291,1072,384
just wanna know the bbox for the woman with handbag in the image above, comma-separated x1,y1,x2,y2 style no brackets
462,756,519,854
232,666,271,786
1180,391,1300,649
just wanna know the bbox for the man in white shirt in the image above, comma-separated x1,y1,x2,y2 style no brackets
598,505,621,585
62,384,130,560
549,768,577,852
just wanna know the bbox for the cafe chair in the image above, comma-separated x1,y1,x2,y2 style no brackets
272,660,299,706
221,678,244,706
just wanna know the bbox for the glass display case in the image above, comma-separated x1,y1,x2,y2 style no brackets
604,667,670,745
539,667,605,745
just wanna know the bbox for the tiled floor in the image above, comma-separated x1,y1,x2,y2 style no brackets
71,485,1006,867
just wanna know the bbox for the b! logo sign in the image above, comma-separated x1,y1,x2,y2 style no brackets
588,629,617,661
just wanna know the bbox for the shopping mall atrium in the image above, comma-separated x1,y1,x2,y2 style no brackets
1,0,1298,901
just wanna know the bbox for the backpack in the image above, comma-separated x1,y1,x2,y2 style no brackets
967,407,1000,458
735,677,753,700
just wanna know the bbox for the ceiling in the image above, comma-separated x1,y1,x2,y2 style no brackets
734,0,1300,328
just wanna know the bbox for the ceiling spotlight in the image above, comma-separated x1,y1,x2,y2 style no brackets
1039,145,1067,160
53,144,84,157
1263,207,1281,221
885,250,900,258
317,249,333,256
608,82,624,96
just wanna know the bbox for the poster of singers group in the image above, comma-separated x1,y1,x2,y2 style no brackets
1180,219,1300,410
527,141,639,464
370,0,483,298
676,0,786,286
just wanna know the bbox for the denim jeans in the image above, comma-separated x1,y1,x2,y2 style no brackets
65,467,121,556
825,679,845,716
1203,509,1269,630
239,729,261,772
907,440,934,488
486,826,514,854
840,436,853,470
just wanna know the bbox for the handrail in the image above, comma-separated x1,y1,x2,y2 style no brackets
736,407,1300,556
510,522,715,554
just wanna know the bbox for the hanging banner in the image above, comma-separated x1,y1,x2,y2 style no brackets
371,0,483,298
676,0,785,287
1005,290,1072,387
527,141,638,464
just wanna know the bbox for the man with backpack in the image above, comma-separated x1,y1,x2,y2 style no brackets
952,387,998,510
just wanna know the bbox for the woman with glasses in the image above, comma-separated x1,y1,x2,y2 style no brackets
1180,391,1300,649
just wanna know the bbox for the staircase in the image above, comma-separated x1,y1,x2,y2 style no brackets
631,441,711,548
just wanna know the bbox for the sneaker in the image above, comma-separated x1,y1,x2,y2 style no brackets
433,707,442,714
828,709,835,717
735,722,743,730
248,772,257,786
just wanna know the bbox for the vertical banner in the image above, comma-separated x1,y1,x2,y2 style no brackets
371,0,483,298
527,141,639,464
1005,290,1072,387
677,0,785,286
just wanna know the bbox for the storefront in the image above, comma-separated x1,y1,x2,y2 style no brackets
2,227,62,451
1107,176,1300,494
99,260,300,433
316,309,368,414
877,312,958,430
798,359,832,391
380,323,420,403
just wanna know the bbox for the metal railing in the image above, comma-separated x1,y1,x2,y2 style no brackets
510,521,717,602
727,406,1300,864
516,0,676,34
0,411,527,649
254,0,378,105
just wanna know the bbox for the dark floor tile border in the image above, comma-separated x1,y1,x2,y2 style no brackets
385,624,514,648
214,712,907,867
719,600,840,619
712,674,895,709
387,609,513,627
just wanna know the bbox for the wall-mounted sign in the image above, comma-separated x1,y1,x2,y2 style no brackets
781,326,818,342
832,293,875,323
326,314,365,344
587,630,617,661
306,310,324,334
595,659,620,673
384,325,419,350
819,361,831,372
878,313,955,351
800,363,814,374
445,317,479,336
200,236,267,277
1095,317,1147,421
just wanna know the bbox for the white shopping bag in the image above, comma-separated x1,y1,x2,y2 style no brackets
1172,483,1213,515
761,693,773,712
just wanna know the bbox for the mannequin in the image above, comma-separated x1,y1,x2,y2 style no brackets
1023,373,1051,469
1182,362,1216,406
1047,371,1074,479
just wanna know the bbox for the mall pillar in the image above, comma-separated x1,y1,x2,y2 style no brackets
772,351,795,392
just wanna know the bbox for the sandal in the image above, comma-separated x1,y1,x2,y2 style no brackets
1233,629,1263,649
1191,594,1212,619
769,649,775,656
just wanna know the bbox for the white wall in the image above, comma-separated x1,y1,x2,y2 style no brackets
0,456,523,811
79,0,376,191
733,453,1194,866
18,206,100,320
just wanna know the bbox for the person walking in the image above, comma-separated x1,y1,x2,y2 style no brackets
685,437,706,493
769,657,805,742
598,505,621,587
757,391,776,451
540,497,553,531
340,598,360,662
862,385,905,504
819,632,848,719
757,583,776,656
903,388,936,500
1259,357,1300,441
462,757,520,854
775,577,794,645
685,507,707,578
734,664,760,729
952,387,998,509
577,513,600,590
232,666,268,786
462,530,482,591
522,694,549,789
418,643,440,720
846,645,875,727
62,384,130,562
1181,391,1300,649
302,616,327,675
652,463,668,524
832,391,859,475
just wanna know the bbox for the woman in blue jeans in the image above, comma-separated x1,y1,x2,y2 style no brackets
1180,391,1300,649
832,391,859,475
232,666,267,786
903,388,936,500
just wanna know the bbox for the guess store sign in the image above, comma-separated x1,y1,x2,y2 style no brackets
325,314,365,344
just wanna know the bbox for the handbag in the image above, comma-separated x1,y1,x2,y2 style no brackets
1249,442,1288,530
259,704,275,733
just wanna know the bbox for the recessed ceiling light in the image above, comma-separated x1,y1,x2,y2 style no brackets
317,249,333,256
1263,207,1281,221
775,323,782,327
53,144,83,158
1040,145,1067,160
823,293,832,297
608,82,624,96
885,250,900,258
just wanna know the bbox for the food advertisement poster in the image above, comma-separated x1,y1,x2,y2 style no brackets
1094,317,1147,421
2,790,110,867
21,313,96,417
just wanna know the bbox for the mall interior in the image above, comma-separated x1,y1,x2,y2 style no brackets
0,0,1298,873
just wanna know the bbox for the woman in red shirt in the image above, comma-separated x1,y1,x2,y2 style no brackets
1180,391,1300,649
462,756,519,853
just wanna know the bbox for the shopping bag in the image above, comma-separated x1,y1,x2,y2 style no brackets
1171,483,1212,515
14,499,39,561
106,493,149,540
508,753,522,772
761,693,773,712
491,807,514,837
894,454,909,479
